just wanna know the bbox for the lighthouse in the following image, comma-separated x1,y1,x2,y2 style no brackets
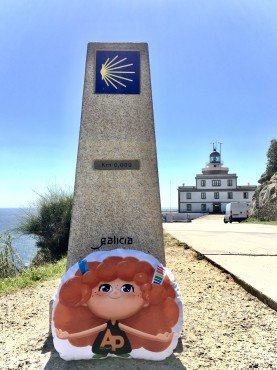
178,143,257,215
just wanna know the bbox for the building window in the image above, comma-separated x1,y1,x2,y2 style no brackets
187,204,192,211
186,192,191,199
228,192,233,199
227,179,233,186
243,192,249,199
201,204,207,212
214,192,219,199
201,180,206,187
201,192,206,199
212,180,221,187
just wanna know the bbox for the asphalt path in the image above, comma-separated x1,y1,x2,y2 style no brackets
163,215,277,310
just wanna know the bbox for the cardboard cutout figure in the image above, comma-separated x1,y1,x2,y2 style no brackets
52,249,183,361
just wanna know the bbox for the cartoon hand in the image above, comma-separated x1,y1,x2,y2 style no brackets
55,328,70,340
156,332,173,342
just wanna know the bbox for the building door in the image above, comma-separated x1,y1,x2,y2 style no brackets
213,203,221,214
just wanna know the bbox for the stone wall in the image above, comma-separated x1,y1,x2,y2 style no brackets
249,173,277,220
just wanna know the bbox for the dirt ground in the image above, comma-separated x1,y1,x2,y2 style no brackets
0,234,276,370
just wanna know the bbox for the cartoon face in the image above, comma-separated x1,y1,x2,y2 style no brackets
87,278,149,321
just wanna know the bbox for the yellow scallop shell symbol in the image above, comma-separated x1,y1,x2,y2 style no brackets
100,55,135,89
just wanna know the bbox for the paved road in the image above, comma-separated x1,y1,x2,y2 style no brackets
163,215,277,309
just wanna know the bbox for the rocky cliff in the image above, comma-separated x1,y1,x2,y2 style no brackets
249,173,277,220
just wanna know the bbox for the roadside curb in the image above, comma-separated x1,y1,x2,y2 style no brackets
167,230,277,312
202,254,277,312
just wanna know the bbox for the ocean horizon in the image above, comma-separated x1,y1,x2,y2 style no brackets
0,208,37,266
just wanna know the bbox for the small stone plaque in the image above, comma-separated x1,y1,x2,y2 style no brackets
94,160,140,170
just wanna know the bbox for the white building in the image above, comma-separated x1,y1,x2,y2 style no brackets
178,148,257,214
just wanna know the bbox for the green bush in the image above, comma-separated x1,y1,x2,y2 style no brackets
0,234,24,278
266,139,277,179
18,188,73,263
259,139,277,183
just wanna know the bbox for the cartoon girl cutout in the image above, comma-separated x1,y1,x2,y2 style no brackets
54,256,179,359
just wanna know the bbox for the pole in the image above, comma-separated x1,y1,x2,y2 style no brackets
169,180,171,213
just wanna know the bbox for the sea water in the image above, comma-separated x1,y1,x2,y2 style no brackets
0,208,37,266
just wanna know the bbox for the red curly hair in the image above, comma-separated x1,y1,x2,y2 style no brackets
54,256,179,352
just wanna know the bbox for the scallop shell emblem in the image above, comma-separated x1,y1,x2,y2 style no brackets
100,55,135,90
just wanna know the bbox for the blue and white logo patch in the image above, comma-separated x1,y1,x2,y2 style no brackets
95,50,140,94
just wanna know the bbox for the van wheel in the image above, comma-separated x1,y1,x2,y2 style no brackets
229,217,233,223
224,219,228,224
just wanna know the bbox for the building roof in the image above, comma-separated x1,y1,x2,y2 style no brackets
178,187,257,192
237,186,257,191
210,150,220,156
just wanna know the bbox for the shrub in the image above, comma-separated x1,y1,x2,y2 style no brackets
259,139,277,183
0,234,24,278
266,139,277,179
18,187,73,263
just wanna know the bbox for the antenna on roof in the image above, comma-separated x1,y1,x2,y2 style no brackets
218,142,223,156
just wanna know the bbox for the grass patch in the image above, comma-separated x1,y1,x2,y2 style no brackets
0,257,66,295
242,217,277,226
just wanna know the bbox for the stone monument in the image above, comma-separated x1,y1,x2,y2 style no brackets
67,42,164,267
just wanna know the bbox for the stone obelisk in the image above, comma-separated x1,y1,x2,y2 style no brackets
67,42,164,267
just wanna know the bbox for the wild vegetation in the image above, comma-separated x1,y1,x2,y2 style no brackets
242,217,277,226
258,138,277,184
0,234,24,279
18,187,73,264
249,139,277,221
0,188,71,290
0,232,66,294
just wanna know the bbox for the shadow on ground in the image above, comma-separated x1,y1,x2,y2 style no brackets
42,335,186,370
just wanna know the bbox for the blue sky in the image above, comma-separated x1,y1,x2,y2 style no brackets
1,0,277,208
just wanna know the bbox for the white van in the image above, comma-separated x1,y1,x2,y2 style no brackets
224,202,249,223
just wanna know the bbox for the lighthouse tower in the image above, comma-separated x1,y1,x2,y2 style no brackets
202,144,229,175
